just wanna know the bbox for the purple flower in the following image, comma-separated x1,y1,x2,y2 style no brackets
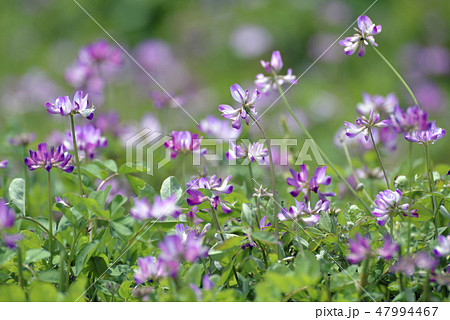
164,131,205,159
356,93,398,115
389,105,430,134
24,143,74,173
404,121,445,145
377,235,399,260
78,40,123,67
64,124,107,159
286,164,335,201
392,256,416,276
92,111,120,134
255,51,297,93
344,110,389,141
414,252,438,270
45,91,95,119
198,115,241,140
339,15,382,57
0,199,15,229
133,256,167,284
347,234,371,264
259,216,271,231
2,233,23,249
278,199,327,226
9,132,36,146
433,235,450,258
0,160,7,169
372,189,417,226
226,141,268,165
130,195,180,221
218,84,260,130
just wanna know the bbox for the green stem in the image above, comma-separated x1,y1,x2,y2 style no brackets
70,115,83,195
210,207,239,285
273,82,371,214
371,46,420,108
423,270,431,302
248,112,280,260
359,258,370,300
369,128,389,189
407,142,413,254
17,248,25,289
23,145,29,216
295,220,305,258
389,214,394,239
248,162,256,196
181,154,186,186
47,171,53,264
424,145,437,239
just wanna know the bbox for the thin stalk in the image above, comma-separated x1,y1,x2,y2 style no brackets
181,154,186,186
369,128,389,188
295,221,305,258
248,162,256,196
407,142,413,254
423,270,431,301
273,82,372,214
70,115,83,195
17,248,25,289
371,46,420,108
47,171,53,264
389,214,394,239
424,145,437,238
210,207,239,285
358,258,370,300
23,145,29,216
248,112,280,260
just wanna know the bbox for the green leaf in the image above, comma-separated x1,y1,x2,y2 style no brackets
184,263,203,287
126,175,147,195
9,178,25,214
94,159,118,173
74,240,100,276
64,193,109,219
439,205,450,220
0,285,26,301
252,231,277,244
111,219,133,237
82,164,108,180
139,184,156,200
160,176,182,201
241,203,256,227
25,248,50,264
63,278,87,302
109,194,128,219
319,211,332,233
119,280,132,300
89,186,112,210
38,270,60,283
29,282,58,301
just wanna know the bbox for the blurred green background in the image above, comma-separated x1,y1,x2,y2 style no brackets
1,0,449,183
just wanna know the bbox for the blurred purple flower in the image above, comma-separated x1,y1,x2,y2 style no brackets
64,124,107,160
339,15,382,57
3,233,23,249
130,195,180,221
149,91,185,109
345,110,389,141
392,256,416,276
24,143,74,173
164,130,205,159
133,256,167,284
0,160,7,169
255,51,297,93
404,121,445,145
356,92,398,115
9,132,36,146
347,234,371,264
226,141,268,165
219,84,260,130
372,189,417,226
287,164,335,201
92,111,120,134
355,166,384,180
198,115,241,140
433,235,450,258
0,199,15,229
230,25,272,58
377,235,399,260
415,252,438,270
278,199,327,226
45,91,95,119
389,105,430,134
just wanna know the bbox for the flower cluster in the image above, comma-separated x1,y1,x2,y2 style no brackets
404,121,445,145
164,131,206,159
226,141,268,165
46,91,95,119
372,189,418,226
389,105,430,133
339,15,382,57
356,92,397,115
219,84,260,130
24,143,74,173
130,195,180,221
187,175,234,213
278,199,328,226
345,110,389,141
286,165,336,201
64,124,107,160
9,132,36,146
254,51,297,93
347,234,399,264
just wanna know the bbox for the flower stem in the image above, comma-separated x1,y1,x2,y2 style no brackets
70,115,84,195
47,170,53,264
358,258,370,300
424,145,437,239
371,46,420,108
210,206,240,285
17,248,25,289
247,162,256,196
248,113,280,259
295,221,305,258
23,145,29,216
273,82,371,214
369,128,390,188
407,142,413,254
